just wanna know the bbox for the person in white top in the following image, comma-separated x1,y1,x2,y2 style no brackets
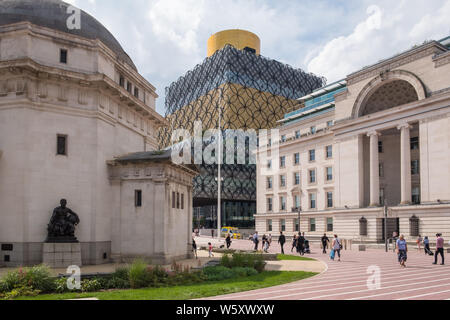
332,235,342,261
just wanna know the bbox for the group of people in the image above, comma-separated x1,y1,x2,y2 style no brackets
251,232,273,253
320,234,342,261
396,233,445,268
290,233,309,256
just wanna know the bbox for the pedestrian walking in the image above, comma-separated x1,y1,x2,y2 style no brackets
297,233,305,256
211,229,215,239
417,235,423,252
208,242,214,258
192,239,198,259
433,233,445,265
262,234,268,253
253,232,259,251
331,234,342,261
278,232,286,254
268,234,273,246
424,236,433,255
291,235,297,253
396,235,408,268
321,233,330,254
226,233,232,249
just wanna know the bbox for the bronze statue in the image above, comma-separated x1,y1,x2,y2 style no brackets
46,199,80,243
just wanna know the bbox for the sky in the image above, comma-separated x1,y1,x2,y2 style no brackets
65,0,450,115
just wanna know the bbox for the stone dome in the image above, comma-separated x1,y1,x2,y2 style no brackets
0,0,137,71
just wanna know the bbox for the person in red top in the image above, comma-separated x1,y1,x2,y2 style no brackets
433,234,445,265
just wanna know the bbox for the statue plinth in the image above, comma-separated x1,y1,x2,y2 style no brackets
43,243,82,268
45,236,79,244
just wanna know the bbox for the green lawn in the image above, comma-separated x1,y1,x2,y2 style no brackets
15,271,316,300
276,254,315,261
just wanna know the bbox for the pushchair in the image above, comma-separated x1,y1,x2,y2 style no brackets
304,240,311,254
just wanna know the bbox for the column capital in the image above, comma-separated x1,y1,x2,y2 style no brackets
367,131,381,138
397,122,412,131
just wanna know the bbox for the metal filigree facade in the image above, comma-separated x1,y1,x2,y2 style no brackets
159,45,325,228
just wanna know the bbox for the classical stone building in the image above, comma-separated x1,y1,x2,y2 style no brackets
0,0,196,267
256,37,450,244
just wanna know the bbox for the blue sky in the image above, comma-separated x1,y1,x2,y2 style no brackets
65,0,450,115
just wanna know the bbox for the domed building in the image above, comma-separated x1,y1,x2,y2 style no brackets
0,0,197,267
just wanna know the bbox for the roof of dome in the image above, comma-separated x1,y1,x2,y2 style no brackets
0,0,137,71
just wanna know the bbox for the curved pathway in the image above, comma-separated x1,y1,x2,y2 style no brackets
203,238,450,300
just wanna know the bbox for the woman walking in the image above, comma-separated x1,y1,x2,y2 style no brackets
396,235,408,268
424,236,433,255
331,235,342,262
291,235,298,253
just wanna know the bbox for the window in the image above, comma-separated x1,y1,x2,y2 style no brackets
280,219,286,232
280,156,286,168
280,196,286,211
281,135,286,143
172,192,176,209
57,134,68,156
326,167,333,181
127,82,132,93
310,218,316,232
267,198,273,212
134,87,139,98
135,190,142,207
411,137,419,150
181,194,184,210
412,187,421,204
267,219,273,232
378,141,384,153
326,146,333,159
268,139,272,147
310,193,317,209
267,177,273,189
295,131,301,139
411,160,420,175
294,153,300,165
294,172,300,185
327,218,334,232
379,163,384,178
309,169,316,184
280,175,286,188
294,195,300,208
310,126,316,134
119,76,125,87
309,150,316,162
294,218,299,232
327,192,334,208
60,49,68,64
267,160,272,169
176,192,180,209
327,120,334,127
380,188,385,206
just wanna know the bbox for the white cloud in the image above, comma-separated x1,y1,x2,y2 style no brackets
307,0,450,83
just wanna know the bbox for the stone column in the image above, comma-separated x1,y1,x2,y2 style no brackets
367,131,381,207
398,123,412,205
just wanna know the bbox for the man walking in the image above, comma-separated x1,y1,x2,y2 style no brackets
321,233,330,254
278,232,286,254
297,233,305,256
253,232,259,251
433,233,445,265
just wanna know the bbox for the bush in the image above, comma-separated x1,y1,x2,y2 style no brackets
112,267,129,281
128,259,151,289
232,267,258,277
0,280,8,294
219,253,266,273
106,277,130,289
81,279,102,292
1,265,56,293
202,266,235,281
1,286,41,300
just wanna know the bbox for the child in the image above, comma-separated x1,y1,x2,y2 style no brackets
208,242,214,258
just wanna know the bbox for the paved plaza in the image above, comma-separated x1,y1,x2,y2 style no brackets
205,237,450,300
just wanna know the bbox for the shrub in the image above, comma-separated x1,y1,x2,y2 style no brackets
1,265,56,293
0,280,8,294
128,259,151,289
106,277,130,289
219,253,265,273
81,279,102,292
54,278,71,294
112,267,130,281
232,267,258,277
220,254,232,268
1,286,40,300
202,266,235,281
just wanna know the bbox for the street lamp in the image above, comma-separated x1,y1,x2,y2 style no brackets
293,206,302,234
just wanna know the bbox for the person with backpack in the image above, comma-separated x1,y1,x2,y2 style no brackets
396,235,408,268
321,234,330,254
433,234,445,265
278,232,286,254
331,234,342,261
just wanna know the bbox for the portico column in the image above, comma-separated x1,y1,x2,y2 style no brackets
398,123,412,205
367,131,381,207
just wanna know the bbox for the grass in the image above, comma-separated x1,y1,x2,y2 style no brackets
15,271,316,300
276,254,315,261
